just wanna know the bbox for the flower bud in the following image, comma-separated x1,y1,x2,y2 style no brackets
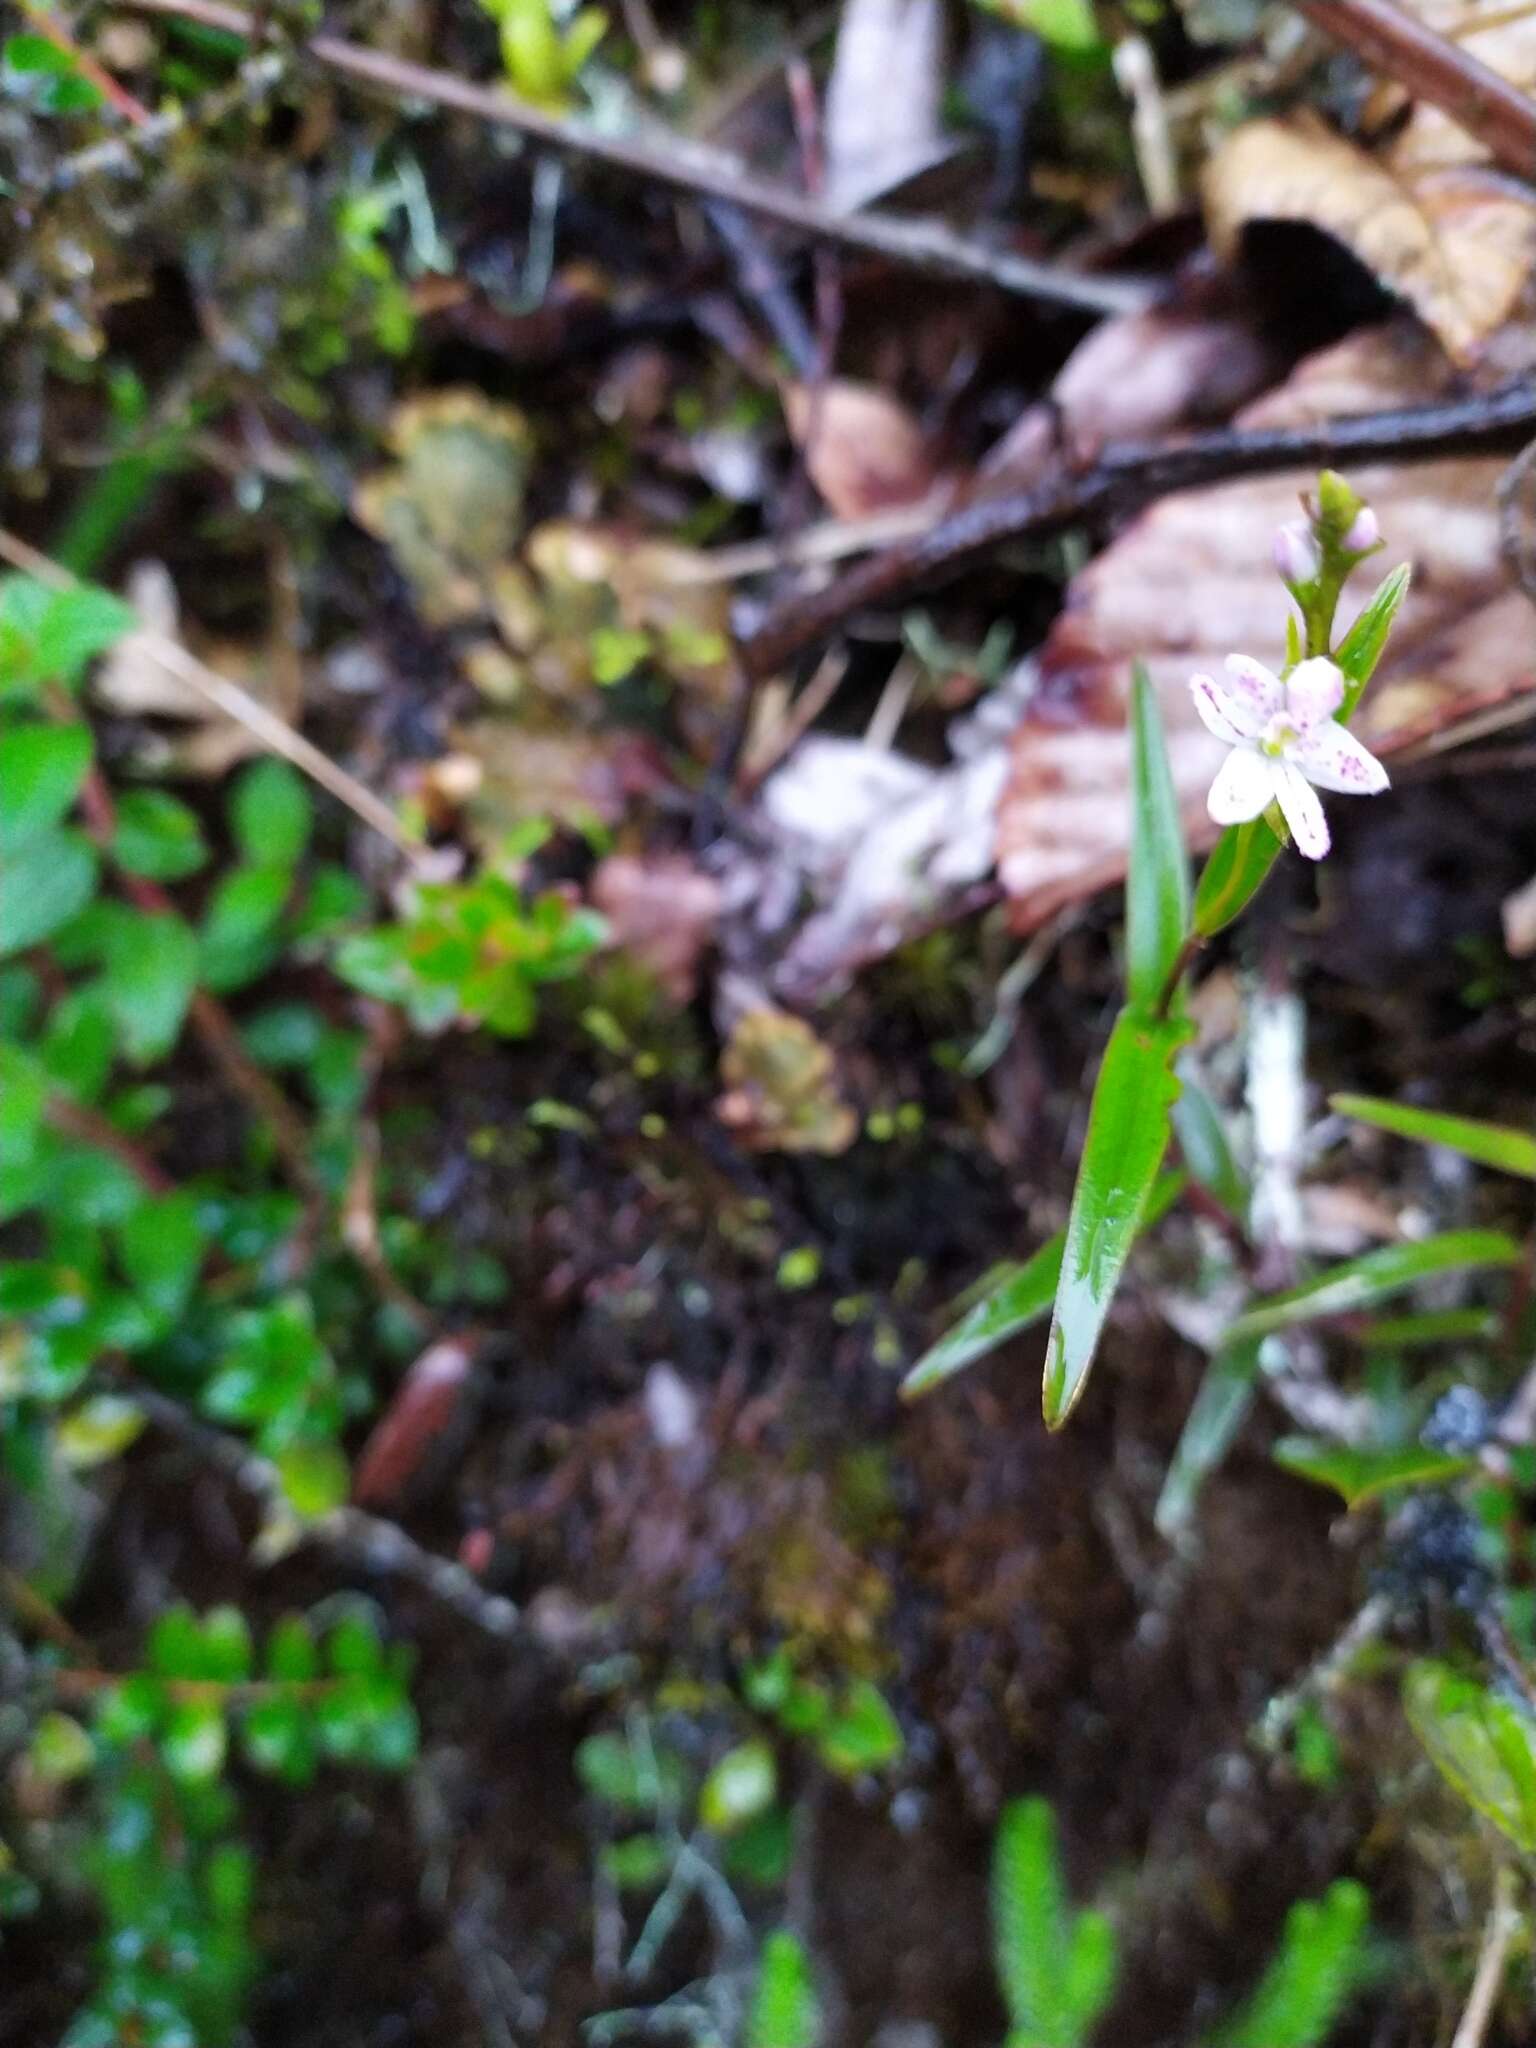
1342,506,1381,553
1272,519,1321,587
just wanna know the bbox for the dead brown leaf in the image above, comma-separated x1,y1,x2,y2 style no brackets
995,321,1536,928
1204,96,1536,363
590,852,723,1003
784,380,940,520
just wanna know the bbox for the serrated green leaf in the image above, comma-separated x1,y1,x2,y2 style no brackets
1227,1230,1523,1344
1331,1093,1536,1181
231,758,312,868
102,908,199,1062
1125,663,1190,1010
1404,1661,1536,1852
0,723,92,855
0,829,98,955
1044,1007,1191,1428
1272,1436,1474,1509
1193,816,1283,941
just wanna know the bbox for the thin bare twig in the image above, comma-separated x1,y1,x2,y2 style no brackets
114,0,1149,319
1293,0,1536,184
741,381,1536,678
18,0,154,125
1451,1864,1521,2048
0,528,420,861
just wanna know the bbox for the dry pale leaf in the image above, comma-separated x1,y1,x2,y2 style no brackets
1203,101,1536,364
995,321,1536,927
784,380,940,520
823,0,952,212
92,561,301,777
590,852,723,1003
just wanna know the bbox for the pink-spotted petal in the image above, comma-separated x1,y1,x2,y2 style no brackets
1285,656,1345,731
1221,655,1284,735
1289,720,1390,796
1190,673,1252,746
1273,761,1330,860
1206,746,1276,826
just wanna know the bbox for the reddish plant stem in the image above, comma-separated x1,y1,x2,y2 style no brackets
19,0,154,125
45,1094,176,1193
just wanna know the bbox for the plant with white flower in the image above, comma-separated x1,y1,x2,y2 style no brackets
1193,472,1399,862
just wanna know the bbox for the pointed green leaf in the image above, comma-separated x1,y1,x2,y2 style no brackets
903,1174,1184,1399
747,1930,820,2048
1125,662,1190,1010
1272,1437,1474,1510
1226,1230,1522,1344
1043,1007,1191,1428
1172,1063,1248,1220
1211,1880,1369,2048
0,722,92,855
1405,1661,1536,1852
1331,1093,1536,1181
1193,816,1283,940
1336,564,1411,717
231,758,312,868
993,1798,1070,2041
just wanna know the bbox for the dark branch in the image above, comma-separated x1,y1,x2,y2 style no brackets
741,382,1536,680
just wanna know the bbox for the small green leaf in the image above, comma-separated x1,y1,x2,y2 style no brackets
699,1739,778,1833
574,1731,687,1814
1336,564,1411,717
0,723,92,855
0,829,98,955
1331,1093,1536,1181
1404,1661,1536,1852
1272,1436,1474,1510
817,1680,902,1776
1193,816,1282,941
0,1041,48,1173
200,1605,254,1682
56,1393,146,1469
35,584,135,684
601,1833,672,1891
200,863,291,991
1125,662,1190,1011
102,908,199,1063
1043,1007,1191,1428
1226,1230,1523,1344
274,1439,349,1520
117,1190,206,1321
265,1614,319,1683
231,758,313,868
161,1698,228,1783
110,788,209,879
28,1711,95,1783
242,1695,318,1786
746,1930,820,2048
1155,1338,1264,1537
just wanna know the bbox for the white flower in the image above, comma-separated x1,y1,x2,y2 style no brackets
1189,654,1389,861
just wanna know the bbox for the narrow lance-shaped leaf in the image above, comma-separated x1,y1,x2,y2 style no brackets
1192,816,1283,941
1155,1337,1265,1538
1125,661,1190,1011
1043,1007,1191,1429
1331,1092,1536,1181
902,1174,1185,1400
1226,1229,1523,1344
1335,563,1411,717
